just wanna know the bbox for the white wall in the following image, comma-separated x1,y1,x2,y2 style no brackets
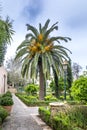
0,66,7,94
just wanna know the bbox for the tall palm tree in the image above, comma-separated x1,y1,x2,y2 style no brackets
0,16,14,66
15,19,71,100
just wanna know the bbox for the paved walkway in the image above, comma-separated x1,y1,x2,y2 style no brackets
2,94,51,130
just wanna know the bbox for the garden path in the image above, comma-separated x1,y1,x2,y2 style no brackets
2,94,51,130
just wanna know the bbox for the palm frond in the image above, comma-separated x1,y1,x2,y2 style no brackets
51,21,58,29
16,40,30,50
26,24,39,37
39,23,42,34
21,56,31,77
45,25,58,39
42,19,50,32
25,33,35,39
53,45,72,54
15,47,28,60
56,36,71,43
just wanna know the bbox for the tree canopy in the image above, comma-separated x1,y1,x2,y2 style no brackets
0,16,14,66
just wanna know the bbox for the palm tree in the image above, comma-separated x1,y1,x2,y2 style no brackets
52,66,59,98
0,16,14,66
15,19,71,100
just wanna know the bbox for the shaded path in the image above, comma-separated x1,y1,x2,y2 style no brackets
2,94,43,130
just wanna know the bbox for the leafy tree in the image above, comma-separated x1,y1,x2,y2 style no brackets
0,42,7,65
0,16,14,66
71,76,87,101
6,57,26,88
72,62,82,79
15,19,71,100
7,71,26,88
82,70,87,77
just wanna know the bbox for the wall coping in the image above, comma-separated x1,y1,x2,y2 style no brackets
49,102,65,107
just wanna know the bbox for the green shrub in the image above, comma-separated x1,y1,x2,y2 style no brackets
39,107,51,125
24,84,39,95
15,93,50,106
71,76,87,101
68,106,87,129
2,91,12,98
45,95,58,101
39,106,71,130
22,95,38,101
52,106,87,130
52,116,71,130
1,96,14,106
39,105,87,130
0,106,8,122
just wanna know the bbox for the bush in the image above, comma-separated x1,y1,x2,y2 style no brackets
71,76,87,101
25,95,38,102
52,116,71,130
0,106,8,122
0,96,14,106
68,106,87,129
24,84,39,95
15,93,50,106
39,105,87,130
52,106,87,130
39,107,51,125
2,91,12,98
45,95,58,101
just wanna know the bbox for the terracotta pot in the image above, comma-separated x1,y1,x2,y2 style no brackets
3,106,13,114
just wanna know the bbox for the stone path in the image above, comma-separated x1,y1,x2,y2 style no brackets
2,94,51,130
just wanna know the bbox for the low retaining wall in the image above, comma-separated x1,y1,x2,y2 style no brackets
49,102,70,116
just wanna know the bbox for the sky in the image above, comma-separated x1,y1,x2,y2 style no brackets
1,0,87,71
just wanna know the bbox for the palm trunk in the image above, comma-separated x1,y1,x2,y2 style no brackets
53,66,59,98
38,58,45,100
54,75,59,98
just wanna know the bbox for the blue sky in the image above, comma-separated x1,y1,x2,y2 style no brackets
1,0,87,71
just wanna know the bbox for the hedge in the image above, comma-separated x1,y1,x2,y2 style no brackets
15,93,50,106
39,107,51,126
39,106,87,130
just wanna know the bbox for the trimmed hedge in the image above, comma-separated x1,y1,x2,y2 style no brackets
39,107,51,126
15,93,50,106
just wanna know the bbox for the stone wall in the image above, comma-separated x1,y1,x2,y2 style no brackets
49,102,70,117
